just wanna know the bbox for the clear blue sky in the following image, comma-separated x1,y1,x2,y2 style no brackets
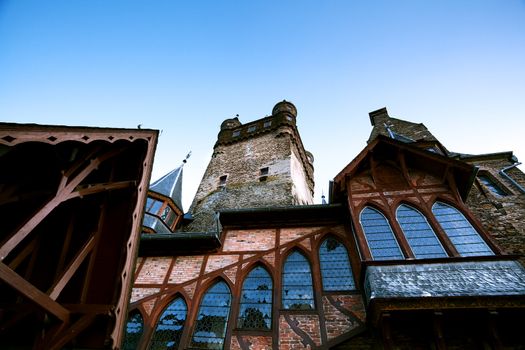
1,1,524,210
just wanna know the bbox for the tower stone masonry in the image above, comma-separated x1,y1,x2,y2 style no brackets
184,100,314,232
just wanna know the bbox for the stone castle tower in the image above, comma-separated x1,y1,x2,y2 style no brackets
184,100,314,232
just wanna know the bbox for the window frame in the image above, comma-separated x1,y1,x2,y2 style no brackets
150,295,188,350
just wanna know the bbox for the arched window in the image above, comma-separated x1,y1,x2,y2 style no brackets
396,204,447,259
432,201,494,257
319,237,355,291
150,297,187,350
282,251,314,310
190,281,232,350
237,266,272,330
122,311,144,350
360,206,403,260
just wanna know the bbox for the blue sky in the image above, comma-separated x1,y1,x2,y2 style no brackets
1,1,524,210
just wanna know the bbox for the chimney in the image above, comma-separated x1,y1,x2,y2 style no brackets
369,107,389,126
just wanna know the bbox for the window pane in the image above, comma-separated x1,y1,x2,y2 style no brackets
360,207,404,260
432,202,494,257
150,298,187,350
396,204,447,259
122,312,143,350
319,238,355,291
237,266,272,330
191,281,231,350
282,252,314,310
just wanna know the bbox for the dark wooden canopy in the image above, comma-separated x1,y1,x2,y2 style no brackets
0,123,157,349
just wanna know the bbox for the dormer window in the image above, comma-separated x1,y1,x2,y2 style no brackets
264,121,272,128
232,130,240,137
219,175,227,187
247,125,257,133
478,173,508,197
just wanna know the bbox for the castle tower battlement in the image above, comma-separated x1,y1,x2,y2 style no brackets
184,100,314,232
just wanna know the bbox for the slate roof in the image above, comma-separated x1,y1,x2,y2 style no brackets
365,260,525,301
149,165,184,211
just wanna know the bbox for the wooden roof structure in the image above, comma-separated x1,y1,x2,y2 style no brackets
0,123,157,349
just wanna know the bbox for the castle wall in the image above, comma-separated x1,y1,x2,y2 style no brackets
130,224,366,350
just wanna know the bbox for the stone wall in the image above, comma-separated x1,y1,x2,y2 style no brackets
465,158,525,266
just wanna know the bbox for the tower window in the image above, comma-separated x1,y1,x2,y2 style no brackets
247,125,257,132
232,130,240,137
259,167,269,182
286,116,293,121
263,121,272,128
219,175,227,187
478,174,507,197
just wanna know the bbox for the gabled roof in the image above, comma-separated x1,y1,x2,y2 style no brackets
150,165,184,211
333,135,478,202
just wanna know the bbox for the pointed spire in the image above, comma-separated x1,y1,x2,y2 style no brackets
149,152,191,211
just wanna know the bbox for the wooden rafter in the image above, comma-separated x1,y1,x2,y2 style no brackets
0,262,69,322
0,145,126,261
47,235,96,300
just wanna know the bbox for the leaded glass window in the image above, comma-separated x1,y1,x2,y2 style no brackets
319,237,355,291
396,204,447,259
190,281,232,349
282,251,314,310
360,207,404,260
150,297,187,350
237,266,272,330
122,311,143,350
478,174,507,197
146,198,163,215
432,202,494,257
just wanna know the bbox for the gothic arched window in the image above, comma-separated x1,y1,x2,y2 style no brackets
396,204,447,259
150,297,187,350
282,251,314,310
319,237,355,291
190,281,232,350
122,311,144,350
237,266,272,330
360,206,403,260
432,201,493,257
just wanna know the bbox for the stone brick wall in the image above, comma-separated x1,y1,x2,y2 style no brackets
465,158,525,266
184,112,314,231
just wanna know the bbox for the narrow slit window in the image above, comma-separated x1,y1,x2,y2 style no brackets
396,204,447,259
122,311,144,350
219,175,227,187
282,251,314,310
360,207,404,260
432,201,494,257
191,281,232,349
237,266,272,330
150,297,187,349
319,237,355,291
